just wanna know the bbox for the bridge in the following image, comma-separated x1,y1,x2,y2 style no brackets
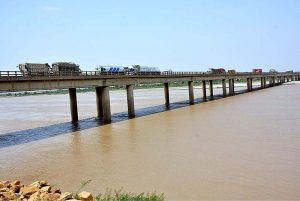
0,71,299,123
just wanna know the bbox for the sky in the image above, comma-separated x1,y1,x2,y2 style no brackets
0,0,299,72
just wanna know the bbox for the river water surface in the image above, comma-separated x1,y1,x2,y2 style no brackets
0,82,300,200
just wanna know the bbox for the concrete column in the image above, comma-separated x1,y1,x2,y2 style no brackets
291,76,295,81
202,80,207,99
247,78,251,91
250,78,253,90
229,79,234,95
126,85,135,118
272,77,275,86
96,87,103,117
260,77,264,88
69,88,78,122
263,77,267,88
188,81,194,104
102,86,111,123
222,79,226,96
287,77,290,82
164,83,170,106
209,80,213,97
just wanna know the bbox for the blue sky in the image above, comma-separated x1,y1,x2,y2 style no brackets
0,0,299,71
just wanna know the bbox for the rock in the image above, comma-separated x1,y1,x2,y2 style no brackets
0,188,9,192
0,191,17,200
40,185,51,193
51,187,61,194
20,186,39,198
0,181,10,188
28,191,41,201
29,181,41,188
59,192,73,201
40,192,61,201
10,185,22,193
40,180,49,187
78,191,93,201
11,180,20,186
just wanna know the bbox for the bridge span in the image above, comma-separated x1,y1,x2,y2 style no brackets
0,71,299,123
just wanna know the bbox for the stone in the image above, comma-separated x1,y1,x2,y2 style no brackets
0,188,9,192
10,185,21,193
0,191,17,200
40,181,49,187
59,192,73,201
40,192,61,201
51,187,61,194
20,186,39,198
40,185,51,193
28,191,41,201
78,191,93,201
29,181,41,188
0,181,10,188
11,180,20,186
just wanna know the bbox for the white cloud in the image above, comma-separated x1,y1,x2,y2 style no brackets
42,6,60,12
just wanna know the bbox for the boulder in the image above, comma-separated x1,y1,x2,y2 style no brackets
40,192,61,201
11,180,20,186
20,186,39,198
28,191,41,201
0,188,9,192
78,191,93,201
0,181,10,188
0,191,17,200
51,187,62,194
40,185,51,193
59,192,73,201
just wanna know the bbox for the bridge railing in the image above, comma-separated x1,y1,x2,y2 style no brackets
0,71,23,77
0,70,297,78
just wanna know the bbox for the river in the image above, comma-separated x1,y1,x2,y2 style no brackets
0,82,300,200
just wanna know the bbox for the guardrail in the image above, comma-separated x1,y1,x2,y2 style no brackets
0,71,296,78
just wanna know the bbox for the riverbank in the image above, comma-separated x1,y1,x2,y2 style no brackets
0,180,164,201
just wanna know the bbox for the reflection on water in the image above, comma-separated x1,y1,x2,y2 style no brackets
1,83,300,200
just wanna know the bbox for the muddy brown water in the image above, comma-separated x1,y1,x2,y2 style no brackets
0,82,300,200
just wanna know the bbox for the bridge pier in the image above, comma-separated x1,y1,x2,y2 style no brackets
126,85,135,118
222,79,226,96
272,77,276,86
229,79,234,95
260,77,264,88
202,80,207,99
188,81,194,104
102,86,111,123
247,78,251,91
69,88,78,122
164,83,170,106
209,80,213,97
96,87,103,117
263,77,267,88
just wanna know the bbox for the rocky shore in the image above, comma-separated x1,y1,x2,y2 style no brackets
0,180,94,201
0,180,164,201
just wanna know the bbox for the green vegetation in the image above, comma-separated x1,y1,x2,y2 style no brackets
94,190,165,201
73,180,164,201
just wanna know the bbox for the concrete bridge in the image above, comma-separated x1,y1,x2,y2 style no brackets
0,71,299,123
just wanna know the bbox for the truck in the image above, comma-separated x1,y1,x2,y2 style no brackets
18,63,50,76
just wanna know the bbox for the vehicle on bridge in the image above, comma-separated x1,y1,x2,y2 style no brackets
227,69,236,74
18,63,51,76
96,65,161,75
208,68,226,74
131,65,161,75
252,68,263,74
51,62,81,75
